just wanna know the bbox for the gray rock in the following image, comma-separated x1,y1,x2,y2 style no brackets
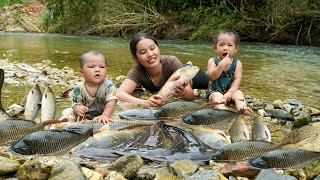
49,160,86,180
0,156,20,175
109,154,143,179
185,170,219,180
255,169,297,180
170,159,198,178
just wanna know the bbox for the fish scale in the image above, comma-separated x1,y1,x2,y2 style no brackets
40,86,56,124
155,101,202,119
24,84,42,121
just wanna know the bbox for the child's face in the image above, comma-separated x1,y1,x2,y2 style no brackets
80,54,107,85
135,38,161,69
214,34,238,60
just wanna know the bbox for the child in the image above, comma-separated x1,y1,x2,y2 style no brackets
60,50,117,123
206,29,252,116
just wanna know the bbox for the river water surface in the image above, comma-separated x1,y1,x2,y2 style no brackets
0,32,319,115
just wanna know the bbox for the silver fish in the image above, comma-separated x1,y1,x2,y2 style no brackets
40,86,56,124
117,109,158,120
15,62,41,73
157,65,199,101
265,109,295,121
24,84,42,121
182,108,243,126
252,116,271,142
155,101,202,119
0,119,61,145
11,124,93,155
210,141,282,162
249,149,320,169
0,69,11,120
229,116,250,143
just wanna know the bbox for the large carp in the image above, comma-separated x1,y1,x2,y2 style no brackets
0,119,62,145
40,86,56,124
24,84,42,121
182,108,243,126
157,65,199,101
249,149,320,169
251,116,271,142
0,69,11,120
210,140,282,162
117,109,158,120
155,101,202,119
229,116,250,143
11,124,93,155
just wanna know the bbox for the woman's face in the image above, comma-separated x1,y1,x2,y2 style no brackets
135,38,160,69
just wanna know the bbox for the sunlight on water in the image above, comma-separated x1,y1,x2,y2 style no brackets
0,32,319,117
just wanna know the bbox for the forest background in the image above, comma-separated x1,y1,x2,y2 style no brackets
1,0,320,45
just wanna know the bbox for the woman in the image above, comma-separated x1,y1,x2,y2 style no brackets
116,33,194,107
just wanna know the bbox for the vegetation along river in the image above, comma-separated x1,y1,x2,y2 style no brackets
0,32,319,118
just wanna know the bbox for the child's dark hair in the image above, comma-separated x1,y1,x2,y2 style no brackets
130,32,159,63
213,29,240,46
79,50,106,68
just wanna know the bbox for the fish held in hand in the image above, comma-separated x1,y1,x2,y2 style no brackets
182,108,243,126
24,84,42,121
11,124,93,155
249,149,320,169
157,66,199,101
252,116,271,142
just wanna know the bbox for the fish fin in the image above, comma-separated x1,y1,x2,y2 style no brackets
41,119,62,126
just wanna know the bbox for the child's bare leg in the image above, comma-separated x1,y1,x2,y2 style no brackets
209,92,227,109
232,90,252,115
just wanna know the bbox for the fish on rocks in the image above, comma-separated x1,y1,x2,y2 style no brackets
265,109,295,121
40,86,56,124
0,119,62,145
252,116,271,142
249,149,320,169
117,109,158,120
210,141,282,162
155,101,202,119
229,116,250,143
157,65,199,101
11,124,93,155
181,108,243,126
24,84,42,121
15,62,42,74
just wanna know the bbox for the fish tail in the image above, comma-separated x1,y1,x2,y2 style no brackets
279,140,292,147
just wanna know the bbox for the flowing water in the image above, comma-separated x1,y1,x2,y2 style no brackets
0,32,319,117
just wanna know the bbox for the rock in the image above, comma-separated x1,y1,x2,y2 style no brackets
287,99,303,106
109,154,143,179
273,100,284,109
217,161,260,178
293,108,311,128
136,165,174,180
18,157,54,180
283,103,294,113
82,167,103,180
48,160,86,180
105,171,126,180
185,169,220,180
0,156,20,175
311,116,320,123
170,159,198,178
255,169,297,180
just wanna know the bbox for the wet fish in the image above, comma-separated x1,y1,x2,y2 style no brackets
0,69,11,120
249,149,320,169
182,108,243,126
40,86,56,124
210,141,282,162
15,62,41,73
155,101,202,119
252,116,271,142
265,109,295,121
11,124,93,155
101,119,153,131
0,119,61,145
117,109,158,120
24,84,42,121
229,116,250,143
157,65,199,101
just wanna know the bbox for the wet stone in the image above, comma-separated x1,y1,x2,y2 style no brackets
185,169,220,180
48,160,86,180
109,154,143,179
170,159,198,178
0,156,20,175
255,169,297,180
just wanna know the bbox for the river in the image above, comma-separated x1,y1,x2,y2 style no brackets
0,32,319,115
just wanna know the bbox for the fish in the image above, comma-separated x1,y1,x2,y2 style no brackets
15,62,41,74
117,109,158,120
40,86,56,124
101,119,153,131
249,149,320,169
11,124,93,155
155,101,202,119
24,84,42,121
229,116,250,143
210,141,282,162
0,119,62,145
0,69,12,120
252,116,271,142
181,108,243,126
265,109,295,121
157,65,199,101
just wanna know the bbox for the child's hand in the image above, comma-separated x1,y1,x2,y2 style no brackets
93,114,113,124
145,95,163,107
223,92,232,102
220,54,232,70
73,104,89,117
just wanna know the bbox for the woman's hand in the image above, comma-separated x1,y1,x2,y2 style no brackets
144,94,163,107
93,114,113,124
172,80,188,96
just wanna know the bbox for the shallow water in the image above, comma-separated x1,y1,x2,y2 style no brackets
0,32,319,115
